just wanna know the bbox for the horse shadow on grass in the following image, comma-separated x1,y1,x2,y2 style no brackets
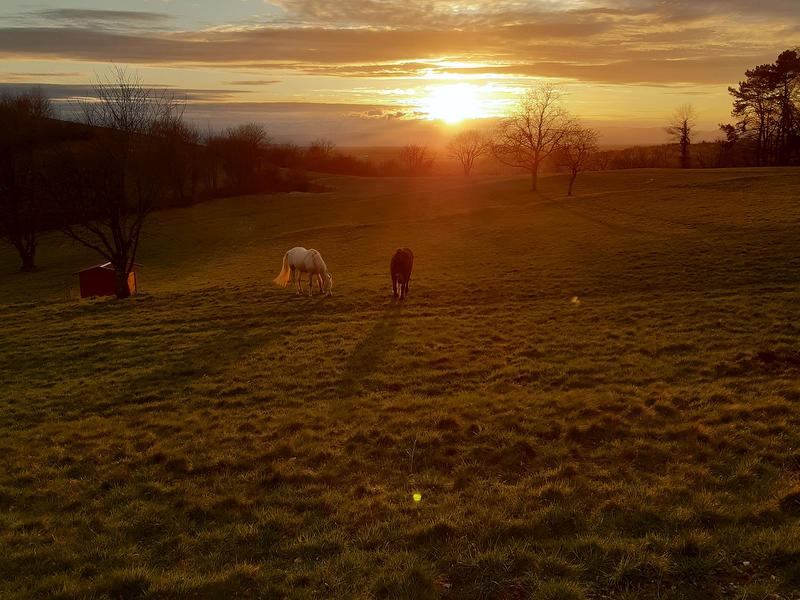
333,301,403,401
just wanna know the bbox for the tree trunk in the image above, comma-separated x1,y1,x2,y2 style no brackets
19,250,35,271
20,253,35,271
530,164,539,192
114,266,131,299
12,241,35,272
568,171,577,196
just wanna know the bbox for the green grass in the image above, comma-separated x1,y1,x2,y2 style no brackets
1,168,799,599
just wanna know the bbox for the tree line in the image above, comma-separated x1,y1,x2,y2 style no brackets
443,48,800,178
0,69,352,295
594,48,800,170
0,69,446,293
3,52,797,297
442,85,599,193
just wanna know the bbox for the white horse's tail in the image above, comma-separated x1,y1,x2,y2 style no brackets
274,252,291,287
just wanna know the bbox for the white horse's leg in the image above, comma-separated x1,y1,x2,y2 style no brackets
317,273,323,293
295,269,303,295
308,273,314,297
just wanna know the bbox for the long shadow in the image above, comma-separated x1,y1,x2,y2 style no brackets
333,300,402,401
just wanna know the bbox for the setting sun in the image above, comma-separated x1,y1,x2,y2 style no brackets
421,84,487,123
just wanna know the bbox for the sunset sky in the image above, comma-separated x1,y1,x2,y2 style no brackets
1,1,797,145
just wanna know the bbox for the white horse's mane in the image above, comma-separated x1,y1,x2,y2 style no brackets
308,249,327,274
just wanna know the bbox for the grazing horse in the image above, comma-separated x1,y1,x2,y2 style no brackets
274,247,333,296
390,247,414,299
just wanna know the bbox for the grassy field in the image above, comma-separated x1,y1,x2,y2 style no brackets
1,168,799,599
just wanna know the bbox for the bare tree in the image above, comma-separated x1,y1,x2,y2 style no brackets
399,144,434,175
559,125,599,196
0,90,58,271
308,138,336,159
150,117,202,205
56,68,184,298
1,88,53,120
665,104,696,169
493,84,574,191
305,138,336,170
592,150,613,171
447,130,489,176
209,123,270,192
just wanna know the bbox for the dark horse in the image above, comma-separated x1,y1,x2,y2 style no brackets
390,247,414,299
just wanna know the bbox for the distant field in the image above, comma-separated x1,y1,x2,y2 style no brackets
337,146,507,175
1,168,799,599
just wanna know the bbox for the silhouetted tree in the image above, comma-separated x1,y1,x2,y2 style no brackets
0,90,56,270
400,144,434,175
304,138,336,171
55,68,184,298
150,117,202,205
307,138,336,160
559,125,599,196
1,89,52,120
716,123,749,167
725,50,800,167
728,64,778,166
773,49,800,164
447,130,489,176
665,105,696,169
265,143,302,169
592,150,613,171
492,85,573,191
210,123,270,193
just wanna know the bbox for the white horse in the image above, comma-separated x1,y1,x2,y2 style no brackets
273,247,333,296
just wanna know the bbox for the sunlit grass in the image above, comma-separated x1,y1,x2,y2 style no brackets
1,168,799,598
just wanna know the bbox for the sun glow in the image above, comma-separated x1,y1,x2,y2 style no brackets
421,83,488,123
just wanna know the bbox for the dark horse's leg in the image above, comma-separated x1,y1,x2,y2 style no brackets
392,275,398,298
403,276,410,299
